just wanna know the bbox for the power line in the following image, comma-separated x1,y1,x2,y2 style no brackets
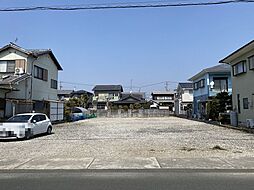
0,0,254,12
59,80,180,91
59,81,94,87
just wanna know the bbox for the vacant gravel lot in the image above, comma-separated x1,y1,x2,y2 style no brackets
1,117,254,161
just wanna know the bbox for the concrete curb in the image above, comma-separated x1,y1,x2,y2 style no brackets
175,115,254,134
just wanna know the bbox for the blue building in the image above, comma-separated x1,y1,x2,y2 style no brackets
188,64,232,119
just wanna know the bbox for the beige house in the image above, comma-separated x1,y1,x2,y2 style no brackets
220,40,254,126
0,43,63,120
92,85,123,110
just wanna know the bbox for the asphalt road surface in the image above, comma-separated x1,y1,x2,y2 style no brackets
1,169,254,190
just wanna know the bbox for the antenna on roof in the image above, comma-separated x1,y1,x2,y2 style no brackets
14,37,18,43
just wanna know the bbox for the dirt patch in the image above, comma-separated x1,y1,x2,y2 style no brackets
180,147,196,152
211,145,227,151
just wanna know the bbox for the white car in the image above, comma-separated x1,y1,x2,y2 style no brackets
0,113,52,140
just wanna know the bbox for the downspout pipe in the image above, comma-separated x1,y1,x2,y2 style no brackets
29,56,38,111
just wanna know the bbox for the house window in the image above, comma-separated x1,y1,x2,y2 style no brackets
194,83,198,90
248,55,254,70
198,79,205,88
34,65,48,81
0,60,15,73
51,79,58,89
233,61,246,76
243,98,249,109
213,77,228,92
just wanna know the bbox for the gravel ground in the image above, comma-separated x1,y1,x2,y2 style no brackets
1,117,254,160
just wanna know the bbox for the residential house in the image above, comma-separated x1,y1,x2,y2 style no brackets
57,90,74,101
92,85,123,110
188,64,232,119
0,43,63,120
219,40,254,126
58,89,94,108
175,82,193,116
113,92,146,108
150,91,175,111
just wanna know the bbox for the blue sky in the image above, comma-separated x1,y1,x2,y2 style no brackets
1,0,254,93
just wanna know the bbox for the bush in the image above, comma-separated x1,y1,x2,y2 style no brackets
207,92,232,121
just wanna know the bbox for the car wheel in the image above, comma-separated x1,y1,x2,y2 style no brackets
47,126,52,135
25,129,32,140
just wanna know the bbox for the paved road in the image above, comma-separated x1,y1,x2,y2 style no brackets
1,169,254,190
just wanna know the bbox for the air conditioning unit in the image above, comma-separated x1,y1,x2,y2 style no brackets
14,67,24,75
246,119,254,128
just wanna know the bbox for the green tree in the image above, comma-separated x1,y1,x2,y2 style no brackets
207,92,232,121
133,103,142,110
142,102,152,109
64,94,89,121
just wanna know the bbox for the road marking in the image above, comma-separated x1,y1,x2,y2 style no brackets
87,158,95,169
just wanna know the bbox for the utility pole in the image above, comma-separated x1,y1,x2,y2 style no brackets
59,81,63,90
130,79,133,92
165,81,169,91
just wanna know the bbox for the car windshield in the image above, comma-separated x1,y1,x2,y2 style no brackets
7,115,32,122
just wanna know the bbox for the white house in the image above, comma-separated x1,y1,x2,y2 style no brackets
175,82,193,116
0,43,63,121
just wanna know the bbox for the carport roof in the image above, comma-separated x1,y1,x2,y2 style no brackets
0,73,31,85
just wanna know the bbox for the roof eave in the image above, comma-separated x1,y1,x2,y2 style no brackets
188,70,206,81
219,40,254,64
48,51,63,71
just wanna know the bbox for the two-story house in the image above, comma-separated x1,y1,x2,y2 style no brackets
58,89,93,108
219,40,254,126
0,43,63,120
175,82,193,116
92,85,123,110
150,91,175,111
188,64,232,119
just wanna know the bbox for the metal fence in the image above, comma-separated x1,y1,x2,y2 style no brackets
96,109,174,118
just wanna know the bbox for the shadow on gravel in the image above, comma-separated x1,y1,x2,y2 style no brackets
0,132,54,142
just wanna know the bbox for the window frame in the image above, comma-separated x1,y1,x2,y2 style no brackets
0,60,16,73
212,77,228,92
51,79,58,89
34,65,48,81
248,55,254,70
243,98,249,109
194,82,198,90
233,61,247,76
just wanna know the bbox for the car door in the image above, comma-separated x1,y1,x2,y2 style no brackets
31,115,41,135
39,114,48,133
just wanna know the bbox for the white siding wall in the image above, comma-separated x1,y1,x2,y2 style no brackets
32,54,58,101
182,90,193,102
